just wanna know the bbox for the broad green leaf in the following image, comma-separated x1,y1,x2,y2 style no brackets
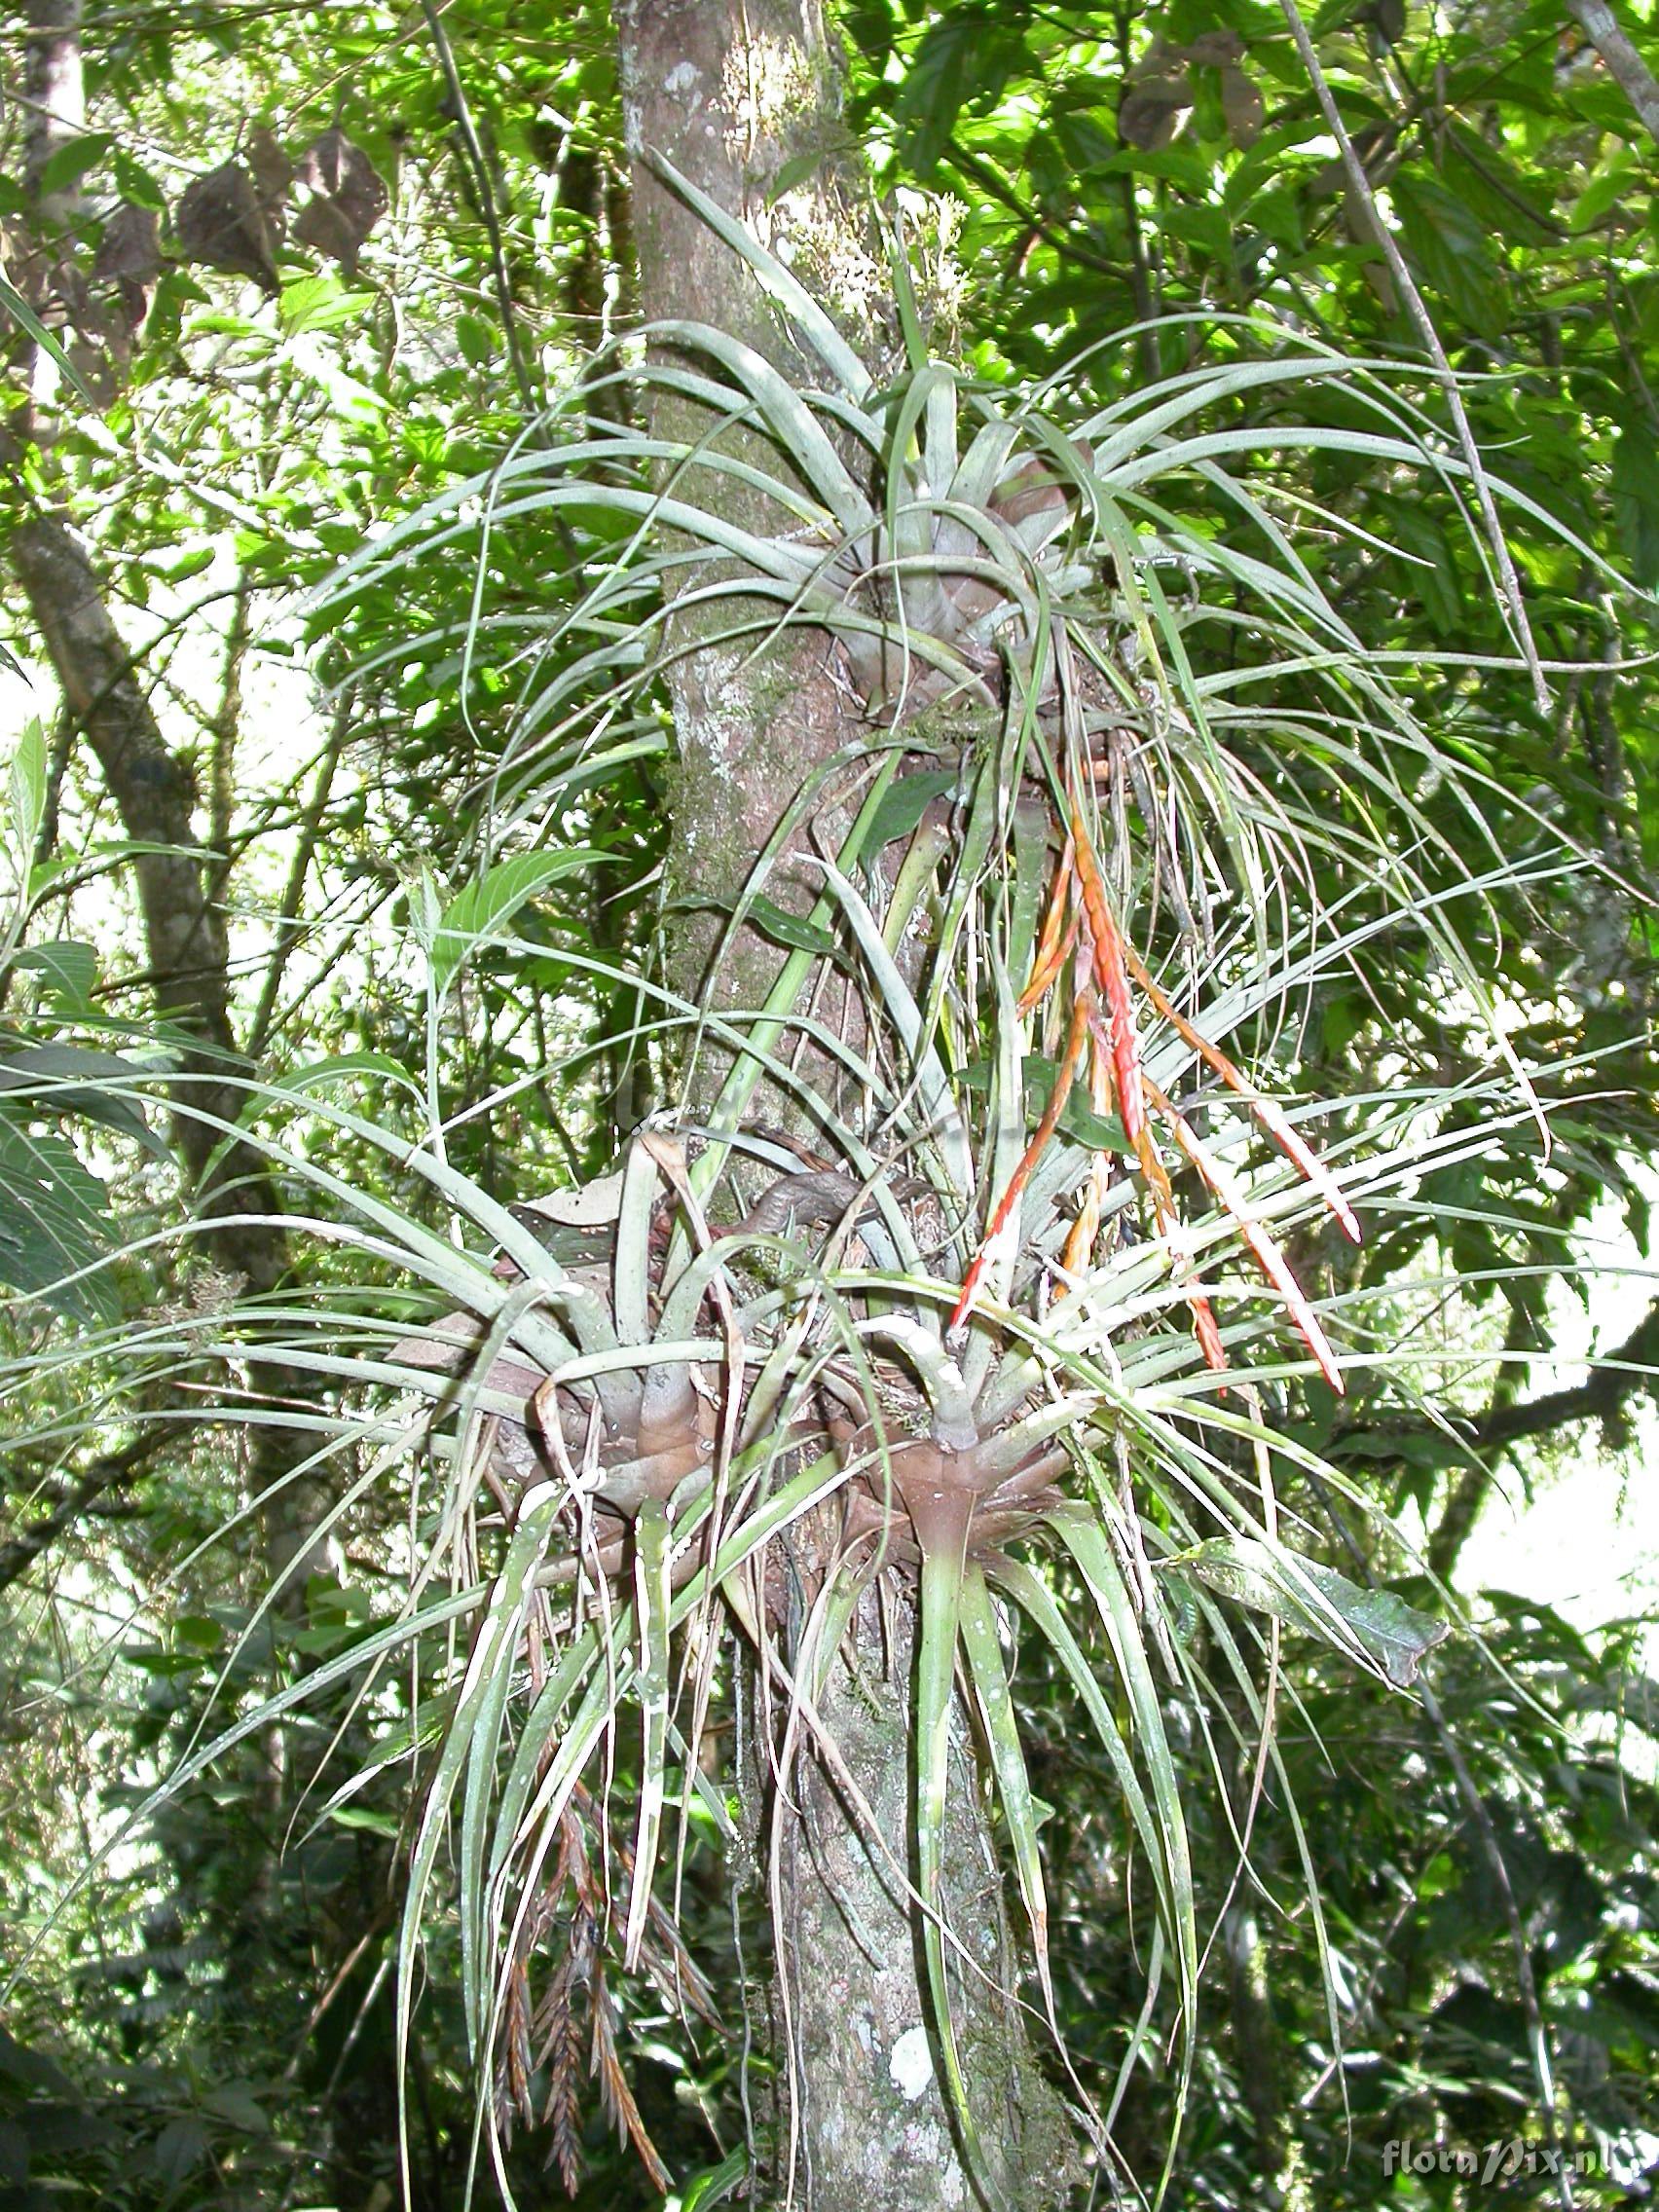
682,2146,749,2209
1389,170,1508,338
278,275,375,337
152,2118,207,2188
0,1113,118,1324
36,131,114,196
430,847,598,995
895,11,1028,177
1386,505,1461,636
162,544,215,583
12,942,97,1006
0,1044,168,1160
1569,153,1637,233
864,767,958,852
7,722,46,865
745,894,839,958
110,148,166,211
455,312,496,365
199,2083,271,2133
957,1052,1129,1155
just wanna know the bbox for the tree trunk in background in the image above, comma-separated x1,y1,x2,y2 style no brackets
9,0,327,1582
613,5,1079,2201
6,11,349,2092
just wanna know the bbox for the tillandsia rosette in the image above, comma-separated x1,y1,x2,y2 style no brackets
380,1093,1449,2199
305,156,1623,2205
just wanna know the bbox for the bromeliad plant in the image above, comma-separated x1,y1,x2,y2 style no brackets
303,162,1621,2203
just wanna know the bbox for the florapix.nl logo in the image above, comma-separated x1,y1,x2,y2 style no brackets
1380,2133,1650,2187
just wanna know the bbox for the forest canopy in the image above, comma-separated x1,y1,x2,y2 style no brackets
1,1,1657,2208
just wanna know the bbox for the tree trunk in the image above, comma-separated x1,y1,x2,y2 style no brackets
774,1576,1083,2209
612,4,1079,2200
614,0,877,1024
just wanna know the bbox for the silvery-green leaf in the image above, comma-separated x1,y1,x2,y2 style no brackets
1174,1536,1450,1687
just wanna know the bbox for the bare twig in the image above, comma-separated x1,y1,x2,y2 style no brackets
1475,1298,1659,1451
207,574,252,904
245,693,351,1062
0,1434,162,1595
418,0,543,425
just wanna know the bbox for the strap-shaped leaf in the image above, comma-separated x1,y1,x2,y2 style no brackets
624,1496,672,1969
644,152,874,402
958,1564,1054,2023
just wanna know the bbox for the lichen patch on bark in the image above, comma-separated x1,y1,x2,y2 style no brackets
888,2023,935,2101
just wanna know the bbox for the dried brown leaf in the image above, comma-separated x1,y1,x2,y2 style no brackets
292,129,387,276
92,203,161,286
1119,76,1193,150
1186,27,1246,63
589,1976,670,2194
175,159,280,294
1222,65,1265,148
246,124,293,212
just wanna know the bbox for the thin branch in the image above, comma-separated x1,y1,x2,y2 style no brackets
940,140,1126,279
0,1435,161,1595
419,0,542,424
1566,0,1659,143
207,572,252,904
1115,4,1161,387
1423,1298,1659,1581
1277,0,1550,711
1475,1299,1659,1450
244,693,351,1063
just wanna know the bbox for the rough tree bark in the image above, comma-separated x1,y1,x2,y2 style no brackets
612,4,1080,2202
615,0,877,1023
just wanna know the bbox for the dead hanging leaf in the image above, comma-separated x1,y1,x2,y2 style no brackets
92,203,161,286
245,124,293,212
175,159,281,293
66,336,119,409
109,276,150,339
55,258,93,330
291,129,387,276
1186,27,1245,64
1221,63,1265,148
1119,73,1194,150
